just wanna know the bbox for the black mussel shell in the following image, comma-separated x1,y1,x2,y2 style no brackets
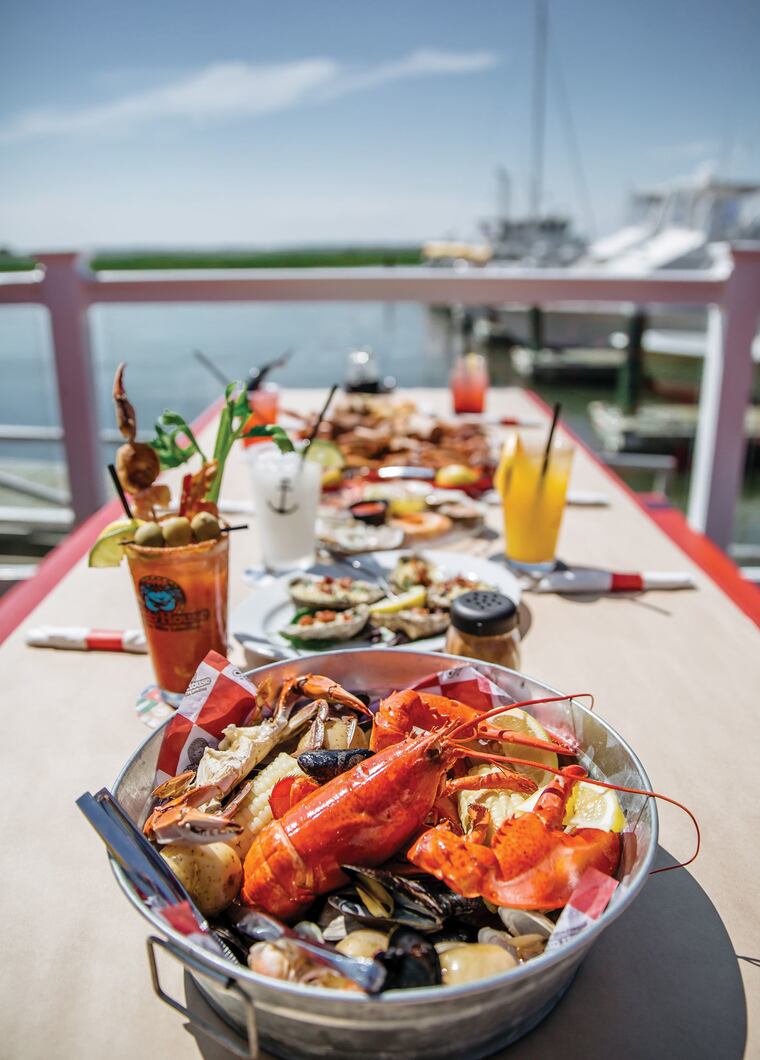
226,904,282,943
327,889,442,932
429,923,478,945
340,865,479,927
211,925,249,964
376,927,442,990
415,876,484,922
297,748,374,783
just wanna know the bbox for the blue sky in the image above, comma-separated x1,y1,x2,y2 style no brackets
1,0,758,250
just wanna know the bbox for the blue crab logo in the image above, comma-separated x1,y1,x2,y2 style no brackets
139,576,185,614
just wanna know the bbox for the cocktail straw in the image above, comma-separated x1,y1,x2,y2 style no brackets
540,402,562,478
193,349,230,388
108,464,133,519
301,384,338,460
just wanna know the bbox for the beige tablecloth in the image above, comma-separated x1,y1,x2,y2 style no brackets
1,388,757,1059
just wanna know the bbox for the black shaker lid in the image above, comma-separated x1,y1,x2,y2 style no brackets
450,590,518,636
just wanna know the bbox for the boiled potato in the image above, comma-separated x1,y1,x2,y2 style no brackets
439,943,516,986
161,842,242,916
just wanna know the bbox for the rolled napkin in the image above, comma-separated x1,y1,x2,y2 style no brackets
532,569,696,594
26,626,147,652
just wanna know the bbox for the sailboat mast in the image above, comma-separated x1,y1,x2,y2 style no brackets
529,0,548,220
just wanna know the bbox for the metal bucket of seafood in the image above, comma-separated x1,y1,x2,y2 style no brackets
111,648,657,1059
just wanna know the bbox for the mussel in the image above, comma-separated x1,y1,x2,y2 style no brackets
329,865,482,933
297,748,374,783
211,926,249,964
376,927,442,990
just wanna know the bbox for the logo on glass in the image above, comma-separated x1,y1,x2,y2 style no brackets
138,575,209,633
140,576,186,614
266,476,299,515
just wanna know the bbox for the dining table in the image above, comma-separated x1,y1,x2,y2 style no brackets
1,387,758,1060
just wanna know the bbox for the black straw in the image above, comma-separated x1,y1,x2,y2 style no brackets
302,384,338,458
194,349,230,388
540,402,562,478
221,524,249,533
108,464,133,519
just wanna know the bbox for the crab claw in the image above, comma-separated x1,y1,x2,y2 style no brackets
151,770,195,800
143,782,241,845
149,806,243,846
278,674,371,717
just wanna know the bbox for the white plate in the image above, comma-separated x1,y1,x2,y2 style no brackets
230,549,521,655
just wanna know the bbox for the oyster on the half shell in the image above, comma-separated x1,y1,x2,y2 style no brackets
288,574,385,610
282,605,370,642
369,607,449,641
427,576,494,610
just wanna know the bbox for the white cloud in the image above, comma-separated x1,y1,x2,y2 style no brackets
0,49,499,143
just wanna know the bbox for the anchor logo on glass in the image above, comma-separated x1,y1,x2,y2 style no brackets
266,476,300,515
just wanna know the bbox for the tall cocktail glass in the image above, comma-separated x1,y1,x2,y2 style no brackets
450,353,489,414
247,447,321,571
125,535,229,704
502,437,574,570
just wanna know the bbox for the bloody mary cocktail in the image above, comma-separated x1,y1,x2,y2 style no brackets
125,534,229,699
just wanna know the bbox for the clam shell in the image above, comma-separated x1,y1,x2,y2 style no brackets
498,908,555,939
282,605,369,642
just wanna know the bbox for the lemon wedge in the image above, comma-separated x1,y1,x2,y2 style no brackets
493,432,521,498
388,495,427,516
435,464,479,488
564,782,626,832
485,707,558,787
88,519,139,568
514,780,625,833
304,439,345,470
321,467,344,489
368,585,427,614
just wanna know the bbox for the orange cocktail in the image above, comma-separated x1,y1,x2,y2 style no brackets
125,535,229,699
450,353,489,414
242,384,280,447
501,437,574,568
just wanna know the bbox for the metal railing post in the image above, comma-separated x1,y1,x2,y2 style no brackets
687,244,760,548
37,252,105,524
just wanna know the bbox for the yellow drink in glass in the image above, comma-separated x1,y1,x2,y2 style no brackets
501,436,574,568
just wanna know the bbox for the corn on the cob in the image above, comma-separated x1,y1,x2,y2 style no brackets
226,753,303,858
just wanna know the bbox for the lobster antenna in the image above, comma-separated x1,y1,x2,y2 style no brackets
448,692,595,742
453,746,700,874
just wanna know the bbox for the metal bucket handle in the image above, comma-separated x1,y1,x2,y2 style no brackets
147,935,258,1058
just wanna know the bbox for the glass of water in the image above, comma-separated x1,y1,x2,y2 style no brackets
247,447,322,571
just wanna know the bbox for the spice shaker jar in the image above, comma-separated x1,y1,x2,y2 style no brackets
445,590,521,668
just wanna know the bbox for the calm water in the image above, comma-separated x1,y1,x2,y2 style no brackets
1,301,759,546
